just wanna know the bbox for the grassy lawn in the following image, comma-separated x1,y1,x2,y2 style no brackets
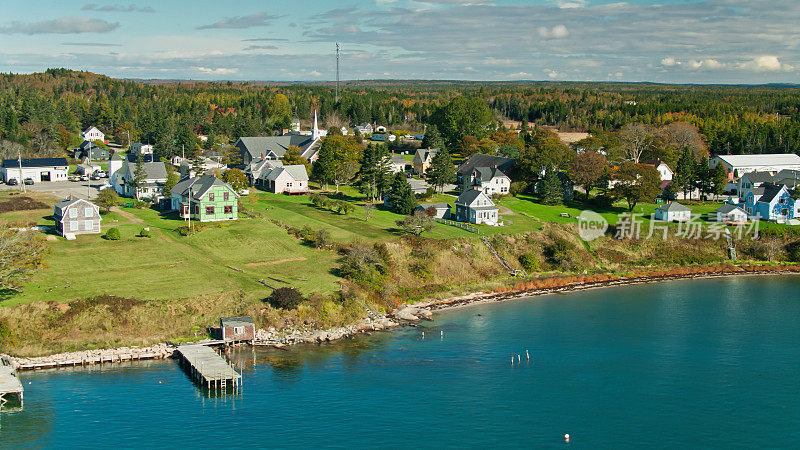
2,202,343,306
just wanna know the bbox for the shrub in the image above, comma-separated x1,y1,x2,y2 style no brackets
104,227,121,240
314,228,332,248
519,253,540,272
409,260,433,279
298,225,315,241
509,181,528,197
266,287,304,310
137,228,150,238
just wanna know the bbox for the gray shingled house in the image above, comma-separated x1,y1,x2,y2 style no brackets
53,196,102,238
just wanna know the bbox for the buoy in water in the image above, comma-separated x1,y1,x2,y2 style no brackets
564,434,570,442
526,350,530,361
440,330,443,338
517,354,521,363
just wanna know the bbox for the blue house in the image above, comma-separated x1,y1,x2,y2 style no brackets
743,183,798,221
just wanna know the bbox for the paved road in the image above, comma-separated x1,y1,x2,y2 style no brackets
407,178,458,194
0,179,109,200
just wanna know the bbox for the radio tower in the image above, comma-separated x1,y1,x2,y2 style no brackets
335,42,340,102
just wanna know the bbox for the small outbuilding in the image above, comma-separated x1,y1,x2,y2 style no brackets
416,203,452,219
653,201,692,222
715,204,748,225
217,316,255,342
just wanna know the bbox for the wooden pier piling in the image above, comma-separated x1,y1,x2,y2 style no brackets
175,345,241,391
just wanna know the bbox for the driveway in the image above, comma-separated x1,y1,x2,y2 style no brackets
0,179,109,200
407,177,458,194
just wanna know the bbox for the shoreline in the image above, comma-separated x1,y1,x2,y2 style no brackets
5,264,799,370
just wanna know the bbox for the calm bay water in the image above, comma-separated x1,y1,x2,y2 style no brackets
3,275,800,449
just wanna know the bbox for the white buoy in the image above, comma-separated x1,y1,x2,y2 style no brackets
526,350,530,361
440,330,443,337
564,434,570,442
422,331,425,339
517,354,521,363
511,356,514,365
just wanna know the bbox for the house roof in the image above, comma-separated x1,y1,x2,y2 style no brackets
54,196,97,211
657,202,691,212
759,183,787,203
457,153,514,175
237,136,315,160
746,187,765,198
473,166,508,182
125,161,168,181
641,159,672,171
220,316,254,328
714,154,800,167
171,173,238,200
1,157,69,169
126,153,156,163
390,154,406,165
264,165,308,182
716,204,746,214
456,188,495,207
414,148,439,162
741,171,775,184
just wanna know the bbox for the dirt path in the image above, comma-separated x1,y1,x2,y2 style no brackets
246,257,307,267
111,207,144,223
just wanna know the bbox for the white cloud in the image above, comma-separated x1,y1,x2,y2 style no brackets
508,71,532,79
538,24,569,39
0,16,119,34
738,55,790,72
660,57,680,67
194,67,239,75
197,12,280,30
553,0,587,8
688,59,724,70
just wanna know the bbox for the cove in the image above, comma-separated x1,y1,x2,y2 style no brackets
2,275,800,448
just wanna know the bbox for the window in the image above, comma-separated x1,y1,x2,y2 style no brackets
85,207,93,216
84,220,93,230
287,182,293,188
182,205,189,215
224,205,233,214
233,326,244,335
70,221,78,231
208,192,214,201
223,192,229,201
69,208,77,218
206,206,215,215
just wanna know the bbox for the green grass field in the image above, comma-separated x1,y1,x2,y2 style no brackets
2,197,343,306
0,186,784,307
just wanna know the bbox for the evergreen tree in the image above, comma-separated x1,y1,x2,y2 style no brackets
388,172,417,214
710,163,728,199
673,147,695,200
357,144,392,202
540,167,563,205
427,148,456,193
130,155,148,196
421,124,445,151
693,156,712,200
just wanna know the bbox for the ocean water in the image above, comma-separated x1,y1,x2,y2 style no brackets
2,275,800,449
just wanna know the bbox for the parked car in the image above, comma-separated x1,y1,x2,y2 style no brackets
80,175,89,181
90,173,101,180
23,178,34,185
6,178,18,186
68,175,79,182
95,170,107,178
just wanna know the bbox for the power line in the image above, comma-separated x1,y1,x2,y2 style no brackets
335,42,340,102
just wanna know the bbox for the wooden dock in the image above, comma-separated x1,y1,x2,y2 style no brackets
175,345,241,391
0,357,23,407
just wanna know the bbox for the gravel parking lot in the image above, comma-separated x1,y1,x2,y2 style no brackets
0,179,108,200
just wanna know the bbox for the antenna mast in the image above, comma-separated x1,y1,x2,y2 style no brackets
335,42,340,102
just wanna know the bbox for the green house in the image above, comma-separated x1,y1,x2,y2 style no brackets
170,173,239,222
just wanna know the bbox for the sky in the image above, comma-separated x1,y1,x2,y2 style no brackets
0,0,799,84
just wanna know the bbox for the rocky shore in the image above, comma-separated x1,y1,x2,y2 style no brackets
5,265,797,371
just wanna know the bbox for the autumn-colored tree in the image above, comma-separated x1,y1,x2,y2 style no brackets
222,168,249,192
568,151,607,201
612,161,662,211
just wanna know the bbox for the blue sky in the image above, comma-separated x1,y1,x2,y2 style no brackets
1,1,798,83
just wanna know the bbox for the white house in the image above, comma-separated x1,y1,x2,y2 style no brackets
388,154,407,173
260,165,309,194
245,157,283,184
737,171,775,196
464,166,511,195
710,154,800,178
375,125,387,133
112,161,169,200
643,159,673,181
653,202,692,222
82,126,105,143
180,157,226,178
354,123,374,135
130,142,154,155
455,188,499,225
1,157,69,183
715,204,748,225
53,196,101,238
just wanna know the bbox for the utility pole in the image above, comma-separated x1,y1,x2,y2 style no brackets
17,148,25,193
335,42,340,102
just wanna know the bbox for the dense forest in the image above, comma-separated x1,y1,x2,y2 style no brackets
2,69,800,161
